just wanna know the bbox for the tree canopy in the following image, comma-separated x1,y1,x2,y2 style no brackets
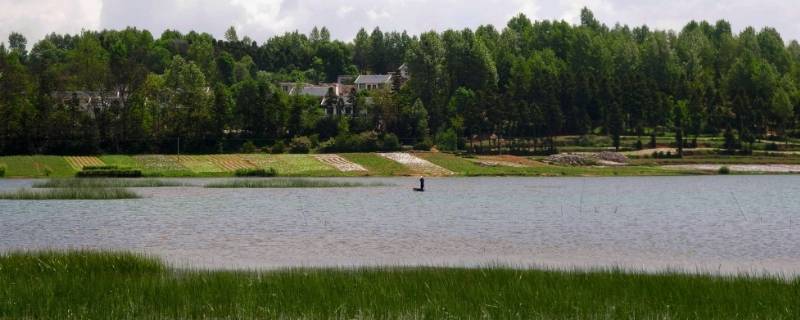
1,9,799,154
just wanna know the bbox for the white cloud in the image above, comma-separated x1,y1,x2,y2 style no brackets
0,0,102,47
366,9,390,21
337,6,354,17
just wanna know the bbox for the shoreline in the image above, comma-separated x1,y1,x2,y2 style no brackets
4,152,800,178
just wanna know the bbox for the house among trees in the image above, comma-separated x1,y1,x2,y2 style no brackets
50,91,123,116
279,82,360,117
281,64,411,118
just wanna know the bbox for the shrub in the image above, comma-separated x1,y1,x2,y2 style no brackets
234,168,278,177
319,132,403,153
652,151,683,159
83,165,119,171
765,143,779,151
436,128,458,151
718,166,731,175
270,141,286,154
0,165,5,177
241,141,257,154
289,136,312,154
723,128,739,151
382,133,401,151
575,135,611,147
318,138,335,152
358,132,380,151
413,137,433,151
77,169,143,178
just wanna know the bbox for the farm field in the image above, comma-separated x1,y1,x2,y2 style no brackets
0,151,797,178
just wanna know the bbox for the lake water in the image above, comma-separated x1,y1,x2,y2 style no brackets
1,176,799,275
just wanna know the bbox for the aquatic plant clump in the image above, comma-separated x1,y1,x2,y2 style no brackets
33,178,185,188
76,166,143,178
234,168,278,177
0,251,797,319
0,188,140,200
204,179,387,188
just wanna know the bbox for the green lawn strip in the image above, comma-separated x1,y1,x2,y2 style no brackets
99,155,140,168
340,153,414,176
133,155,195,177
0,251,796,319
0,156,75,177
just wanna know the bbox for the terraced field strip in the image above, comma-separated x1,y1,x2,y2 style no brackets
378,152,454,176
241,154,345,176
209,155,257,171
315,154,366,172
64,156,105,170
173,155,226,173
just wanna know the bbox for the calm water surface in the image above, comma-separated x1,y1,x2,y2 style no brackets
1,176,799,275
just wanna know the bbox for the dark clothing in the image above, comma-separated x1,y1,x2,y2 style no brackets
419,178,425,191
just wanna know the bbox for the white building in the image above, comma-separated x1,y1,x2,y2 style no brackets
354,74,393,91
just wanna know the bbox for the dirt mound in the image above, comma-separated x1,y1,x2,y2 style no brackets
545,152,628,166
594,152,629,163
545,154,598,166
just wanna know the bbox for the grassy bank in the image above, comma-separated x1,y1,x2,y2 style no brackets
205,178,387,188
0,251,797,319
1,152,798,178
341,153,414,176
0,188,140,200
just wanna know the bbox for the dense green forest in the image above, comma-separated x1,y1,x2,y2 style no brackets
1,8,799,155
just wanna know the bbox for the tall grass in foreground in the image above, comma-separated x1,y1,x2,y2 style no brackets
0,251,797,319
205,178,388,188
0,188,140,200
33,178,185,188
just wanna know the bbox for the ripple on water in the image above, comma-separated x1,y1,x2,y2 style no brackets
1,176,799,275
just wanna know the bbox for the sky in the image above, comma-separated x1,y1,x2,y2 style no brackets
1,0,799,47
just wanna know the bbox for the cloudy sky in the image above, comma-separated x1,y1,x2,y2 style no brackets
1,0,798,46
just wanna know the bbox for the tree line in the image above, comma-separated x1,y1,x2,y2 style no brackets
1,8,799,155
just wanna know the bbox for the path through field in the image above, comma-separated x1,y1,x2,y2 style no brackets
379,152,453,176
315,154,366,172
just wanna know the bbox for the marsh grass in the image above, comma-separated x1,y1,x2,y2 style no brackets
33,178,185,188
0,251,797,319
204,178,388,188
0,188,140,200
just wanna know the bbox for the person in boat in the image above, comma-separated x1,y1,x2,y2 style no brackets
414,176,425,192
